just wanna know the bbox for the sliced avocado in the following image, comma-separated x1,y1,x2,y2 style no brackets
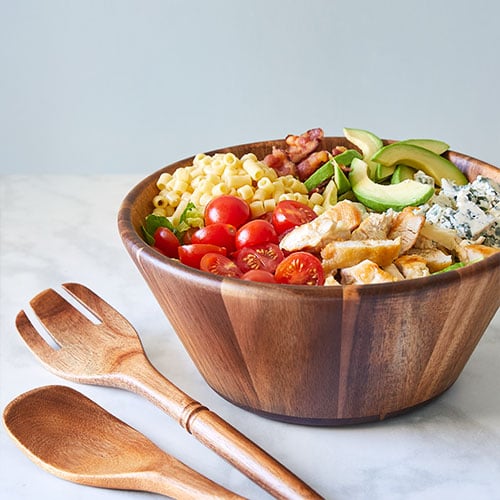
371,143,468,186
398,139,449,155
322,179,338,208
343,128,383,179
391,164,416,184
333,163,351,195
375,163,396,182
304,158,352,194
374,139,449,181
349,158,434,212
333,148,362,166
304,160,334,192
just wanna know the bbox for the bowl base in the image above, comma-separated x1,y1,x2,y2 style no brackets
213,384,455,426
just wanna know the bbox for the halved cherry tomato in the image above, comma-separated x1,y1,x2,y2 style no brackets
235,220,279,250
234,243,284,274
204,195,250,228
191,223,237,252
153,227,180,258
274,251,325,286
178,244,226,269
200,253,242,278
272,200,317,236
241,269,276,283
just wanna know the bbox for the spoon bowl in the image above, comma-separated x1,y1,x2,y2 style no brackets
3,385,242,499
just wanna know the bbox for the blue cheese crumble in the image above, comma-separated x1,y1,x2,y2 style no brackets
418,175,500,247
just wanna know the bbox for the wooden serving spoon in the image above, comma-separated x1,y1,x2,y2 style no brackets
3,385,244,499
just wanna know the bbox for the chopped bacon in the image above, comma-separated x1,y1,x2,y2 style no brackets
332,146,347,157
285,128,324,163
296,150,329,181
262,147,298,177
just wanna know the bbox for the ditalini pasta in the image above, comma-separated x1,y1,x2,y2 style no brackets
152,152,327,219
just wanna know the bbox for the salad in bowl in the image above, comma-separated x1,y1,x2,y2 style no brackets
141,127,500,286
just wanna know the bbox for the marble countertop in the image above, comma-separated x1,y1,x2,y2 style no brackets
1,174,499,500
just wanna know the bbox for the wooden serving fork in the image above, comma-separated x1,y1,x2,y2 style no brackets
15,283,322,500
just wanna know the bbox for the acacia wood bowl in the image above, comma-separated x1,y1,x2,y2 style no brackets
118,137,500,426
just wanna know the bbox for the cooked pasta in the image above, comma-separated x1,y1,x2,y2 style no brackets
151,152,320,224
156,172,173,190
249,200,266,218
242,158,266,181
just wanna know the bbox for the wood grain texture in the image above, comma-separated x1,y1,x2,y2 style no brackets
15,284,321,499
118,137,500,425
3,385,242,499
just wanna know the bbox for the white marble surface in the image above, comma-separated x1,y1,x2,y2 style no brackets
1,174,499,500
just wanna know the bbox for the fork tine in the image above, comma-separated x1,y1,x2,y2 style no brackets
61,283,106,322
15,310,58,365
62,283,138,337
29,288,96,345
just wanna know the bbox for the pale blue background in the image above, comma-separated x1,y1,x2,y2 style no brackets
2,0,500,174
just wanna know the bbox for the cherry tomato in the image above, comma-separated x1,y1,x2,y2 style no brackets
204,195,250,228
241,269,277,283
235,220,278,250
200,253,242,278
153,227,180,258
272,200,317,236
178,244,226,269
191,223,237,252
235,243,284,274
274,251,325,286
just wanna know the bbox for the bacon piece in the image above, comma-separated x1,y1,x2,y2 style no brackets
285,128,324,163
262,147,298,177
296,150,329,181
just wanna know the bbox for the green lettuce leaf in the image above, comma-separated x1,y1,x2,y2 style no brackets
142,214,175,245
142,203,205,246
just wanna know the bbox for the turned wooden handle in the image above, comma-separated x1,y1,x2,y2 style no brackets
187,408,322,500
117,356,322,500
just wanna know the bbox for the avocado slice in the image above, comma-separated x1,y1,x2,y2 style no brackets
304,157,352,194
391,164,416,184
375,139,450,181
322,179,338,208
333,148,362,166
333,163,351,195
343,128,383,179
304,160,334,192
375,163,396,182
349,158,434,212
399,138,449,155
371,143,468,186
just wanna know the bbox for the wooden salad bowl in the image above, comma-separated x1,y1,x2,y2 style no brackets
118,138,500,426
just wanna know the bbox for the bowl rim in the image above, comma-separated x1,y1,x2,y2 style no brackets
118,138,500,296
